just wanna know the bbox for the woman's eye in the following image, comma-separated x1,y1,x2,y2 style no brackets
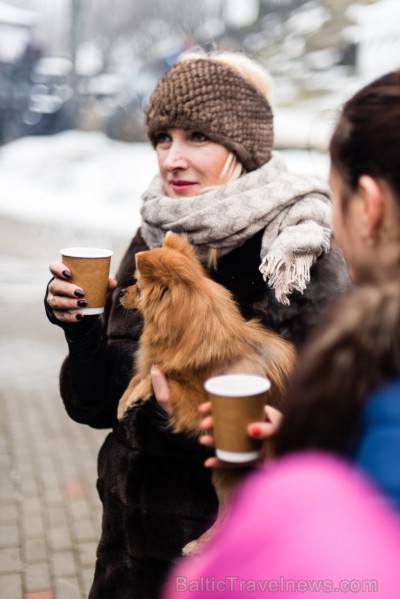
192,131,208,142
154,132,171,145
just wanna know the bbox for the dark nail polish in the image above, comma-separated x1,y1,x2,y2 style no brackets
76,313,84,321
62,269,72,279
77,299,87,307
74,289,85,298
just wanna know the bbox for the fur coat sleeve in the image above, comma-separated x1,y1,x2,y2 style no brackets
56,229,148,428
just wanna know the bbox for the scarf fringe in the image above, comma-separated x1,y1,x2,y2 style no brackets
260,253,314,306
259,252,315,306
260,225,331,305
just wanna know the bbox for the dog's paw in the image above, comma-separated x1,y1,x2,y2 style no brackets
117,396,132,421
117,393,143,421
117,378,153,421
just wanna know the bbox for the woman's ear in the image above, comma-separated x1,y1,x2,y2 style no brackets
358,175,384,239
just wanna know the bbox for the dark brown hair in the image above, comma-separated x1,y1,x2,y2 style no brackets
275,284,400,456
329,70,400,205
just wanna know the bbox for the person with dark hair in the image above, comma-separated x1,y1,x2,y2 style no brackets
274,70,400,507
203,70,400,497
164,71,400,599
44,52,349,599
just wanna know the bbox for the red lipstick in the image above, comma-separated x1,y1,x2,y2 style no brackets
170,180,197,193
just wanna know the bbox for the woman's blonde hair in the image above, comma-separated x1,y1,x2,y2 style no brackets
179,51,275,104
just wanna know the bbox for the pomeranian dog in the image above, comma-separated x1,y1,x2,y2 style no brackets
118,231,295,554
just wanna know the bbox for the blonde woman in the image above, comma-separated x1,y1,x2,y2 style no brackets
45,52,349,599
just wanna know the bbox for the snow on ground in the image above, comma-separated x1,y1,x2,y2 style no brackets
0,129,329,236
0,131,157,236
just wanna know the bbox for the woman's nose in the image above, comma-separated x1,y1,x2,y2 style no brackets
163,143,188,171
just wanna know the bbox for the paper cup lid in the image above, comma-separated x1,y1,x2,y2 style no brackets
60,247,113,258
204,374,271,397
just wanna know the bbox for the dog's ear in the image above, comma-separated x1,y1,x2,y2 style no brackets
163,231,195,259
137,242,205,288
135,251,153,280
136,250,173,288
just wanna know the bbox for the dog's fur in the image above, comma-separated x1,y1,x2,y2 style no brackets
118,232,296,553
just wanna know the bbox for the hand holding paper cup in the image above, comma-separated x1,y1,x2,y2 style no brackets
204,374,271,463
60,247,113,315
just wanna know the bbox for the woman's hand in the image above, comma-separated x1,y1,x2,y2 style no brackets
198,402,283,468
47,261,117,324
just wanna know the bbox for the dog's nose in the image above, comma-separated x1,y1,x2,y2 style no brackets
119,288,126,298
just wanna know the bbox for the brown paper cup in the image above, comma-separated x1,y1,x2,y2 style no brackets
60,247,113,315
204,374,271,463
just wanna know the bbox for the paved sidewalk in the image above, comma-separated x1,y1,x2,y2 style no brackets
0,217,127,599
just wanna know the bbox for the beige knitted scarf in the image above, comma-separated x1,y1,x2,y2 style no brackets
140,152,332,305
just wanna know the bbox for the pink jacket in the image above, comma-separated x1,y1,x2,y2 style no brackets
164,453,400,598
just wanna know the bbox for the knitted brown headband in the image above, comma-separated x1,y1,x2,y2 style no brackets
145,58,274,172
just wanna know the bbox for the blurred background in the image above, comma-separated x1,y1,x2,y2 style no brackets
1,0,399,235
1,0,399,148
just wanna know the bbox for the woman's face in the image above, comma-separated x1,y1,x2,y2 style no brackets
155,128,232,198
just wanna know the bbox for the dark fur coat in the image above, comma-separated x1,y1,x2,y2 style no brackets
52,228,350,599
